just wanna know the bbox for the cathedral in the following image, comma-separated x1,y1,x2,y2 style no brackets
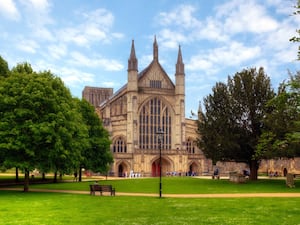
83,37,212,177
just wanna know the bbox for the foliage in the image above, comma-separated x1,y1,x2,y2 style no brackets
0,55,9,78
0,64,86,189
0,57,113,190
257,72,300,158
290,0,300,60
197,68,274,179
77,99,113,173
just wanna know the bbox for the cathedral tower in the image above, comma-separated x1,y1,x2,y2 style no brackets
127,40,138,153
175,45,186,150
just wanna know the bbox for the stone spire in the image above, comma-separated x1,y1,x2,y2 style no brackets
128,40,138,71
198,101,203,120
176,45,184,75
153,35,158,61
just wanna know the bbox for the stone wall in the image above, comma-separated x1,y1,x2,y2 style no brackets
212,158,300,176
259,158,300,176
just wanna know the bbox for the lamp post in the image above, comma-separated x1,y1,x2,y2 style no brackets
156,128,164,198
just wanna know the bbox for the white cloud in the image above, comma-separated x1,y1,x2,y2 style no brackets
187,55,214,72
48,44,67,60
211,42,261,66
19,0,53,26
193,17,229,42
216,0,279,34
102,81,117,87
31,59,94,88
59,67,94,86
158,4,199,29
187,41,261,74
34,26,54,41
58,8,123,47
265,0,295,15
82,8,114,28
16,39,39,53
159,29,188,49
69,51,124,71
17,0,53,43
0,0,20,21
27,0,50,11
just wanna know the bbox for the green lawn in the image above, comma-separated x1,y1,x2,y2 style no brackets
1,177,300,225
23,177,300,194
0,190,299,225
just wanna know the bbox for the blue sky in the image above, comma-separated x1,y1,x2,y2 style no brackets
0,0,299,117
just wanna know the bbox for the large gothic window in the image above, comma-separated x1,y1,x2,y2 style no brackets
113,136,127,153
139,97,171,149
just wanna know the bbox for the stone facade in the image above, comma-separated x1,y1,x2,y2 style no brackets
259,158,300,176
82,38,299,177
83,38,212,177
82,86,113,107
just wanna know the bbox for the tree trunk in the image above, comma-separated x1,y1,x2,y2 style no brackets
249,160,258,180
53,171,57,183
24,169,29,192
15,167,19,182
79,167,82,182
42,172,45,180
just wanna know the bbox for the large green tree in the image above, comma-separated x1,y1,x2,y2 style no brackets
197,68,274,180
77,99,113,181
0,63,84,190
257,72,300,159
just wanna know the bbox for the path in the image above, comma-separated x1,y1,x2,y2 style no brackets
1,187,300,198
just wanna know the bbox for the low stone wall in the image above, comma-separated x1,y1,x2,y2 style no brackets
229,172,246,183
259,158,300,176
213,158,300,177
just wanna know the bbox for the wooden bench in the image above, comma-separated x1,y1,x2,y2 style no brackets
90,184,115,196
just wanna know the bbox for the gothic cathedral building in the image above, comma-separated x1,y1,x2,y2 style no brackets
83,37,212,177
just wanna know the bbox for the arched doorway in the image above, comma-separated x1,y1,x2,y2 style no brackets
117,161,130,177
151,157,171,177
188,162,199,176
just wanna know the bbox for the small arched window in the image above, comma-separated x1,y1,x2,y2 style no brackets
113,136,127,153
186,138,195,154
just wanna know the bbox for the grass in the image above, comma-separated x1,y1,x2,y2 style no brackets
0,190,299,225
21,177,300,194
1,177,300,224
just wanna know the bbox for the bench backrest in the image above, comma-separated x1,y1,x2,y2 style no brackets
90,184,101,191
99,185,113,191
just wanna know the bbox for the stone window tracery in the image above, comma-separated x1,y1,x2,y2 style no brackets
113,136,127,153
186,138,195,154
150,80,162,88
139,97,171,149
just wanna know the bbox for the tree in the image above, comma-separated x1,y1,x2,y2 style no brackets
0,55,9,78
197,68,274,180
0,63,85,191
257,72,300,159
290,0,300,60
197,82,239,164
76,99,113,181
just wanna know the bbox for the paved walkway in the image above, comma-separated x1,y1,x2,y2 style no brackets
1,187,300,198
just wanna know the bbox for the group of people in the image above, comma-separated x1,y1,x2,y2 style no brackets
124,170,142,178
268,171,279,177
